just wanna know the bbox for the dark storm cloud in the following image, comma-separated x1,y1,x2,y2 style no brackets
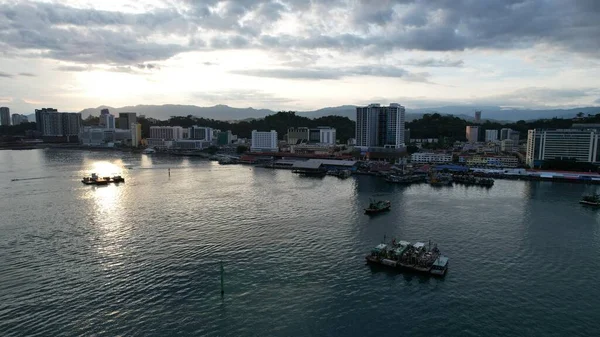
0,71,13,78
231,65,430,82
0,0,598,69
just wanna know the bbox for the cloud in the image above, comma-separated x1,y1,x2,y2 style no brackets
0,71,13,78
18,72,36,77
594,98,600,104
406,58,464,67
231,65,430,82
0,0,597,70
55,65,90,72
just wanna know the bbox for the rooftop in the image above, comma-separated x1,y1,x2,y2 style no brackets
292,161,323,169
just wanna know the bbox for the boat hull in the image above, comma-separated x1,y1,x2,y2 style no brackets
364,207,391,214
365,256,447,277
580,200,600,206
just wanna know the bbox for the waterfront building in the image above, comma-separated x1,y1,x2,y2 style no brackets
466,126,479,143
485,129,498,142
118,112,137,130
355,103,405,148
130,123,142,147
11,113,28,125
149,126,184,140
287,127,336,145
411,152,453,164
173,140,208,150
459,154,519,168
526,129,600,168
251,130,278,152
35,108,58,133
188,126,212,141
34,109,81,142
1,107,10,126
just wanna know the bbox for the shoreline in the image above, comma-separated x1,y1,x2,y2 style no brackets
7,146,600,185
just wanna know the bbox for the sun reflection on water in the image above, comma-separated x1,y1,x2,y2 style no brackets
89,161,123,177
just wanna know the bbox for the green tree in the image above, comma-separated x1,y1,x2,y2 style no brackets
236,145,248,154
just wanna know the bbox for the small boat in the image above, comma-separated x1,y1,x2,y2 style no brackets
143,148,156,154
112,175,125,183
580,193,600,206
364,198,391,214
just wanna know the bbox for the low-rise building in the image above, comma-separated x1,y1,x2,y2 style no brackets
459,154,519,168
411,152,452,164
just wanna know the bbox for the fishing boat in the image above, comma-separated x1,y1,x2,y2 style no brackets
365,238,449,276
364,198,391,214
580,193,600,206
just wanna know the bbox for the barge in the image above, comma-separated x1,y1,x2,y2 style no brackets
365,239,449,276
82,173,125,185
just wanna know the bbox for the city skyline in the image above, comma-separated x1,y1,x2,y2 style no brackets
0,1,599,115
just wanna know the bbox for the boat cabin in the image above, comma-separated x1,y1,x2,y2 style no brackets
371,243,387,256
430,256,449,275
413,242,426,252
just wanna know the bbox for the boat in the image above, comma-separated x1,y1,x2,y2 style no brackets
386,174,426,185
142,148,156,154
428,172,452,186
365,238,448,276
364,198,391,214
580,193,600,206
81,173,124,185
327,170,352,179
452,174,494,187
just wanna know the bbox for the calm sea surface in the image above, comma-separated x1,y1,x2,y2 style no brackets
1,149,599,337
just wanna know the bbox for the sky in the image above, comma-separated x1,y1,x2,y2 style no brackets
0,0,600,114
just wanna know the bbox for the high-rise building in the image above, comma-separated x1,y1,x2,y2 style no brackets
509,130,520,143
217,130,234,145
466,126,479,143
355,103,405,148
526,129,600,167
35,108,58,133
11,113,28,125
101,114,115,129
251,130,278,152
130,123,142,147
500,128,513,140
118,112,137,129
485,129,498,142
474,111,482,124
188,126,213,141
149,126,184,140
61,113,82,136
35,109,81,140
0,107,10,126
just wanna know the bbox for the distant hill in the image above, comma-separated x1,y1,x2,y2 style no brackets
77,104,600,122
78,104,274,120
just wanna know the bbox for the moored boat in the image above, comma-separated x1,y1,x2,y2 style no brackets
364,199,391,214
365,238,448,276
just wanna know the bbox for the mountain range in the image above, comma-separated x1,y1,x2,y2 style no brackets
74,104,600,122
